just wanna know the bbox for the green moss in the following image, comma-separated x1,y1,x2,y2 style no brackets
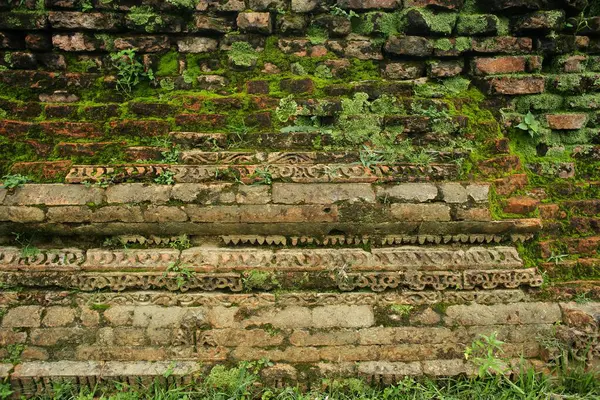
456,14,494,35
228,41,258,67
402,8,457,36
565,94,600,110
455,37,472,52
89,303,110,311
307,25,328,45
156,51,179,77
555,74,582,93
434,38,453,51
514,94,564,113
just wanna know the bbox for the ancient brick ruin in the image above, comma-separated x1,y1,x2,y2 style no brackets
0,0,599,395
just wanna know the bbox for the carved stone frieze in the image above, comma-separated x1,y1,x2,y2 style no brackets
65,163,459,184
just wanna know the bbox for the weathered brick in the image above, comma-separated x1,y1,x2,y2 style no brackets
546,113,587,130
52,33,100,51
105,184,171,204
46,206,92,223
504,196,539,214
29,328,86,346
144,206,188,222
383,62,425,79
471,37,532,54
289,329,358,346
438,183,468,203
337,0,401,9
391,204,451,221
0,206,45,222
237,12,272,34
385,35,432,57
2,184,103,206
404,0,463,9
40,121,102,138
2,306,42,328
445,303,561,326
48,12,123,31
513,11,565,34
272,183,375,204
472,56,527,76
375,183,438,203
177,37,218,53
42,307,75,327
482,76,545,95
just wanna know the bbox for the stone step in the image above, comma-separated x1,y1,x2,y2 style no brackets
63,163,460,184
0,217,541,239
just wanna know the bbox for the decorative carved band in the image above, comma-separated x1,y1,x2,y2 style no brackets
0,268,542,292
0,289,528,308
220,233,533,247
0,246,522,271
65,163,458,184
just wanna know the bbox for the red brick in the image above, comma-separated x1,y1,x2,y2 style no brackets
483,76,545,95
478,156,522,177
10,161,72,179
471,37,532,54
0,120,33,138
472,56,527,76
40,121,102,138
175,114,227,129
110,120,170,137
546,113,587,130
56,141,124,157
494,174,528,195
504,196,539,214
538,204,560,219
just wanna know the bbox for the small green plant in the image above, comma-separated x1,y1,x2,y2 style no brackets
307,25,328,45
330,5,359,20
81,0,93,12
166,0,198,8
464,332,508,377
516,111,542,138
574,292,591,304
2,344,25,364
242,270,279,291
163,261,195,290
12,232,39,259
160,144,181,164
251,167,273,185
390,304,414,317
290,62,307,75
159,78,175,91
110,49,153,97
154,170,176,185
182,69,195,84
1,174,29,189
547,252,568,265
314,64,333,79
0,381,13,399
89,303,110,311
169,235,191,251
276,95,298,122
228,42,258,67
127,5,163,33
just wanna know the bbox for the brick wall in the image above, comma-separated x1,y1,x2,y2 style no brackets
0,0,599,392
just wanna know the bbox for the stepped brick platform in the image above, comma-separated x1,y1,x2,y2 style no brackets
1,0,600,395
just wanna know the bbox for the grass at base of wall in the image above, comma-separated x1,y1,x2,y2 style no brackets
9,364,599,400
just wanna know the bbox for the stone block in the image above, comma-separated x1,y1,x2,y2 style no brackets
106,184,171,204
320,346,378,361
0,329,27,346
29,328,86,346
289,329,359,346
177,37,219,53
312,305,374,328
390,204,451,221
445,302,562,326
358,361,422,378
237,12,272,34
48,11,123,30
2,184,103,206
382,62,425,80
42,307,75,327
0,206,45,222
336,0,401,9
466,184,490,203
375,183,438,203
385,35,432,57
272,183,375,204
144,206,188,222
47,206,92,223
2,306,42,328
438,183,468,204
